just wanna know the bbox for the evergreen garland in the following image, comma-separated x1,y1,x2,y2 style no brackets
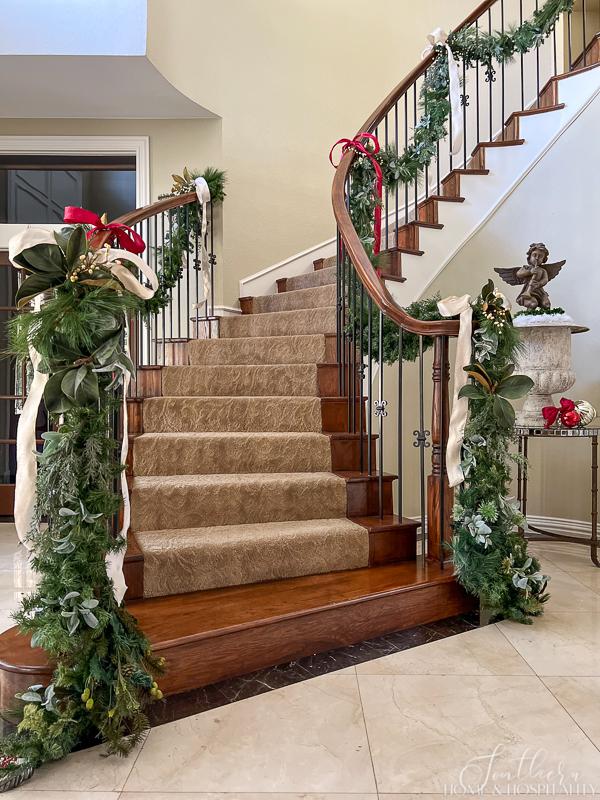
146,167,226,315
0,226,165,787
346,0,573,256
453,280,549,622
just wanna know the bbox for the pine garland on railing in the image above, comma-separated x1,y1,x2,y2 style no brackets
0,226,164,789
145,166,227,315
346,0,573,258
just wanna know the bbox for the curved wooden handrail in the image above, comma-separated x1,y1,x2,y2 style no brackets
111,190,198,227
332,0,499,337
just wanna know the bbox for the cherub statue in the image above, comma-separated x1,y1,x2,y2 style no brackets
494,243,565,311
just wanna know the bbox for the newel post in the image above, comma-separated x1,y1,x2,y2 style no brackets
427,335,453,562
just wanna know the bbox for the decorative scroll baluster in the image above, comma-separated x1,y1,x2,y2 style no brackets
427,335,452,564
377,310,386,518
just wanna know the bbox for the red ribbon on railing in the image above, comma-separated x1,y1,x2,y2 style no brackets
329,132,383,254
63,206,146,254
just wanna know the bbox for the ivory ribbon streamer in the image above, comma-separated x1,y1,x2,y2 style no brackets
437,294,473,487
422,28,464,156
194,177,212,304
10,226,157,604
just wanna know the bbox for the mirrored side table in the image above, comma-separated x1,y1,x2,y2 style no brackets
515,426,599,567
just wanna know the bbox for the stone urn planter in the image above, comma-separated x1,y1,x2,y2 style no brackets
513,315,588,427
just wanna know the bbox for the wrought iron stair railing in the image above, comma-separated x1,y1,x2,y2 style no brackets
331,0,593,565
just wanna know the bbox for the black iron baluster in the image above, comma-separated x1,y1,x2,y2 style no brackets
185,204,191,341
439,335,448,567
583,0,587,66
417,336,426,564
394,100,399,242
359,282,364,471
404,92,409,224
341,240,347,401
384,113,389,250
536,0,541,108
552,11,558,76
475,18,481,143
377,309,385,518
501,0,506,139
209,203,215,322
462,56,468,167
424,70,429,197
161,211,167,365
520,0,525,109
413,82,418,220
488,9,493,141
397,325,403,520
194,206,200,340
336,230,342,395
367,296,373,475
176,206,182,340
568,9,573,70
350,264,356,434
168,208,174,343
153,213,159,365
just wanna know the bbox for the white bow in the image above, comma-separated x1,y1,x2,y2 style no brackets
194,177,212,306
10,227,158,604
437,295,472,487
422,28,464,157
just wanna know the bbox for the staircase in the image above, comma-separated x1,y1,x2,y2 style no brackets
0,1,598,704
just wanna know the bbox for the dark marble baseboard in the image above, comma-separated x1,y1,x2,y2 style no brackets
149,611,479,727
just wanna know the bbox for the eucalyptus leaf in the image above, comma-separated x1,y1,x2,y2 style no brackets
81,610,99,629
18,691,43,703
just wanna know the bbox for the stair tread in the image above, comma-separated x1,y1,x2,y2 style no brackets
472,138,525,154
133,471,344,489
245,284,336,314
0,559,460,671
137,431,329,441
280,266,337,292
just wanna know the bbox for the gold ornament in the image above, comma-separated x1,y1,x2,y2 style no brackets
575,400,597,427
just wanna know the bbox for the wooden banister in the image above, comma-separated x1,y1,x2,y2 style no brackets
111,191,198,227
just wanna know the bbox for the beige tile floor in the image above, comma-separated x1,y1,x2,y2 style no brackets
1,526,599,797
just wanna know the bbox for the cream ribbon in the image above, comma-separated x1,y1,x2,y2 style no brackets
437,295,473,487
10,227,157,604
194,177,212,306
422,28,464,156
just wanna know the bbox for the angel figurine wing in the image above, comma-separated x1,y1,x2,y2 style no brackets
494,267,527,286
544,259,566,281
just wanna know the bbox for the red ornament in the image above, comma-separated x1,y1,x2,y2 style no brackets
542,405,559,428
559,397,576,413
562,410,581,428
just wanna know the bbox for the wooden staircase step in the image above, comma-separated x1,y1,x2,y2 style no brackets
470,139,525,170
0,560,474,701
539,60,600,108
571,32,600,71
441,168,489,198
351,514,419,565
395,220,444,250
418,195,465,225
503,103,565,139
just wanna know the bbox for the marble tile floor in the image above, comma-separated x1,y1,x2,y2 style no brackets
1,526,600,797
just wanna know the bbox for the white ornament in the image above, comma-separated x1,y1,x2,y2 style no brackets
576,400,597,427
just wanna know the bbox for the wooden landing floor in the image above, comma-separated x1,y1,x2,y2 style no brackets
0,560,474,703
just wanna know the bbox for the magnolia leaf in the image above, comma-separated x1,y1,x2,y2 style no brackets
60,368,79,402
20,243,66,275
496,374,534,399
44,370,74,414
76,370,100,405
15,272,62,308
465,371,492,391
493,395,516,428
458,384,486,400
65,226,87,269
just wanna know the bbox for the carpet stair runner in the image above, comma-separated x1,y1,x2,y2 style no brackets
131,265,417,598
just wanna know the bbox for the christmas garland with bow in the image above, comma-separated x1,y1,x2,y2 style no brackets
0,222,165,790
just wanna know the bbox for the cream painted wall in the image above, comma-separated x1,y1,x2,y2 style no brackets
147,0,478,306
392,87,600,524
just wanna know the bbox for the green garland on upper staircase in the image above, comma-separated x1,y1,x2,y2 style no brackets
145,167,227,315
0,227,165,788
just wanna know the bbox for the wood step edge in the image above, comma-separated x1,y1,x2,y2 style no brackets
421,194,465,203
539,60,600,100
505,102,565,125
351,514,420,532
378,271,406,283
471,138,525,156
441,168,489,184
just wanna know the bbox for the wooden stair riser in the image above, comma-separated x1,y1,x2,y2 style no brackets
345,474,395,516
317,363,360,397
321,397,366,432
395,221,443,250
124,533,144,601
330,434,376,472
417,195,465,225
313,256,336,271
469,139,525,171
441,169,489,198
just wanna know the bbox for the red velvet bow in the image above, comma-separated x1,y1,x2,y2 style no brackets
63,206,146,255
542,398,580,428
329,132,383,255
